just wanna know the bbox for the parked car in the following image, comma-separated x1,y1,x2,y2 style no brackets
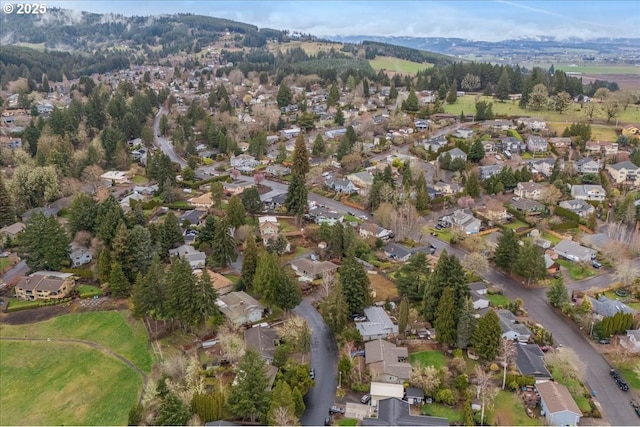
631,400,640,418
309,369,315,380
592,261,602,269
361,394,371,404
353,316,367,322
599,338,611,345
329,406,345,415
324,416,331,426
0,251,9,258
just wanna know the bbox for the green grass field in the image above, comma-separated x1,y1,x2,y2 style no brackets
540,64,640,75
369,56,432,74
503,220,530,230
486,293,512,308
421,403,462,423
556,259,596,281
0,257,10,272
0,340,142,426
0,311,153,372
409,350,446,369
444,95,639,131
619,366,640,390
337,418,358,426
17,42,46,51
490,391,542,426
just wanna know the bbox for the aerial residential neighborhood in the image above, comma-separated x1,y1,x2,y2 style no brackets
0,2,639,427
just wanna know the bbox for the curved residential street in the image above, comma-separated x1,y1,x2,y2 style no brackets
294,300,339,426
153,107,187,168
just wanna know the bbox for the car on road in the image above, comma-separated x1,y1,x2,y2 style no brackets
611,369,630,391
359,214,368,220
347,211,355,216
329,406,345,415
309,368,315,380
631,400,640,418
324,416,331,425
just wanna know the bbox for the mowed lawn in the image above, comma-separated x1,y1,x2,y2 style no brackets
369,56,432,74
368,273,399,301
0,340,142,426
0,311,153,372
490,391,542,426
409,350,446,369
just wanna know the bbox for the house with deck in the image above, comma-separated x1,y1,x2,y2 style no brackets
365,340,411,384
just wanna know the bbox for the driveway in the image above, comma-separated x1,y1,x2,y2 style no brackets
1,260,28,287
294,300,338,426
429,237,639,425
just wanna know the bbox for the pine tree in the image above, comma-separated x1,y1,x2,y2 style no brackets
166,256,196,327
109,262,131,298
253,251,281,303
465,172,481,198
456,297,477,349
211,216,237,267
112,223,135,280
241,237,259,289
292,386,305,417
17,213,70,271
129,225,153,276
515,240,547,285
160,211,184,254
320,281,350,335
435,287,457,346
285,173,308,217
327,83,340,107
468,140,485,163
155,389,191,426
494,228,520,272
0,174,16,228
312,134,325,156
291,133,310,177
242,187,262,215
228,350,271,423
194,268,220,325
398,297,410,335
198,215,216,247
363,78,370,98
403,90,419,112
334,107,345,126
446,79,458,104
97,249,111,284
471,310,502,360
495,68,511,101
275,269,302,311
268,381,297,425
396,252,430,302
547,276,570,308
422,251,468,323
277,83,293,108
339,252,371,314
415,172,430,212
96,196,125,247
227,195,246,228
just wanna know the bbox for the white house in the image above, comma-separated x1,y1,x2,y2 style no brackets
607,161,640,186
536,381,582,426
553,239,596,262
216,291,265,326
230,154,260,172
570,184,606,201
514,182,544,201
326,178,358,194
70,248,92,267
526,135,548,153
575,158,601,174
280,127,301,138
369,382,405,408
559,199,595,218
101,171,129,184
497,309,531,342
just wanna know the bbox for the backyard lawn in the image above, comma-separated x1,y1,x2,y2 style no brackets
504,220,530,231
337,418,358,426
486,293,512,308
556,259,595,281
421,403,462,423
489,391,542,426
0,340,142,426
368,273,399,302
0,311,153,372
409,350,446,369
77,284,102,298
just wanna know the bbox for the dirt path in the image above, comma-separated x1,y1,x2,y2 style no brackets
0,336,148,386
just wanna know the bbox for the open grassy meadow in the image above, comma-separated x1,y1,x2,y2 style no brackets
368,56,432,74
0,311,153,372
0,340,143,426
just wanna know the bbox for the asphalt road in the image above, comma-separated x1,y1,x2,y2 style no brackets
429,238,639,425
294,300,339,426
153,107,188,169
1,260,28,286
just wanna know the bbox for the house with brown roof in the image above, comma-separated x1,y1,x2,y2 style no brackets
194,268,234,295
536,381,581,426
365,339,411,384
188,193,214,208
0,222,25,239
621,124,640,138
14,271,74,301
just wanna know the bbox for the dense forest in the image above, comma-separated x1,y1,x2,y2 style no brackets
361,40,455,66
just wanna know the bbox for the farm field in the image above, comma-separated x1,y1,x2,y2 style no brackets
0,311,153,372
525,64,640,75
0,340,142,426
443,95,639,131
369,56,432,74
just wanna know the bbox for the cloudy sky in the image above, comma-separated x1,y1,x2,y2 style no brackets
42,1,639,41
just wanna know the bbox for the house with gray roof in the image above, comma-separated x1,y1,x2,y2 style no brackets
244,326,279,364
309,206,344,225
558,199,595,218
365,339,411,384
289,258,338,279
216,291,265,326
575,158,601,174
421,135,447,152
553,239,596,262
528,158,555,177
497,309,531,342
438,147,467,162
526,135,548,153
607,161,640,186
516,343,551,382
326,178,357,194
450,209,481,235
479,164,502,180
168,244,206,269
570,184,606,201
536,381,582,426
362,398,448,426
588,295,637,319
357,306,399,341
510,198,545,215
383,243,412,262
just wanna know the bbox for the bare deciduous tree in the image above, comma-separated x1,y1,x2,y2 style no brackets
498,339,517,389
583,102,597,121
463,252,489,276
410,365,441,396
613,259,640,287
474,365,499,426
270,407,298,426
218,324,246,363
322,270,335,297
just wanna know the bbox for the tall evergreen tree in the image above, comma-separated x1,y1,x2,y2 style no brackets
434,287,457,346
456,297,477,349
494,228,520,272
515,240,547,285
285,173,308,217
312,134,325,156
227,350,272,423
242,187,262,215
129,225,154,276
97,249,111,284
160,211,184,254
197,215,216,247
415,172,430,212
166,256,196,327
398,297,410,335
547,276,570,308
211,216,237,267
276,83,293,108
194,268,221,325
465,171,481,198
96,196,125,247
17,213,70,271
291,133,310,177
471,310,502,360
0,174,16,228
422,251,468,322
227,195,246,228
446,79,458,104
253,251,282,303
327,83,340,107
468,140,485,163
268,381,297,426
320,281,350,335
396,252,431,302
495,68,511,101
339,252,371,314
109,261,131,298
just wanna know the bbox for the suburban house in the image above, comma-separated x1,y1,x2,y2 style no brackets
258,216,280,244
570,184,606,201
223,181,253,196
180,209,207,227
405,387,426,406
479,164,502,180
553,239,596,262
619,329,640,354
517,117,547,131
422,135,447,152
359,222,394,241
365,339,411,384
119,191,146,211
510,198,545,215
280,128,301,138
133,184,159,196
70,247,92,267
21,207,60,222
216,291,266,326
362,397,448,426
438,147,467,162
607,161,640,186
482,119,514,131
14,271,74,301
469,282,490,310
168,244,206,269
514,182,544,200
449,209,481,235
326,178,358,194
575,158,601,174
0,222,25,239
348,171,375,190
476,205,509,222
368,383,405,408
499,136,526,153
588,295,637,320
586,140,618,157
528,158,555,177
194,268,234,296
497,309,532,342
289,258,338,279
526,136,548,153
101,170,129,184
265,164,291,177
455,128,474,139
558,199,595,218
433,181,462,195
188,193,214,208
244,326,279,364
263,193,287,211
516,343,551,382
383,243,412,262
309,207,344,225
536,381,582,426
548,137,572,149
229,154,260,172
356,306,399,342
